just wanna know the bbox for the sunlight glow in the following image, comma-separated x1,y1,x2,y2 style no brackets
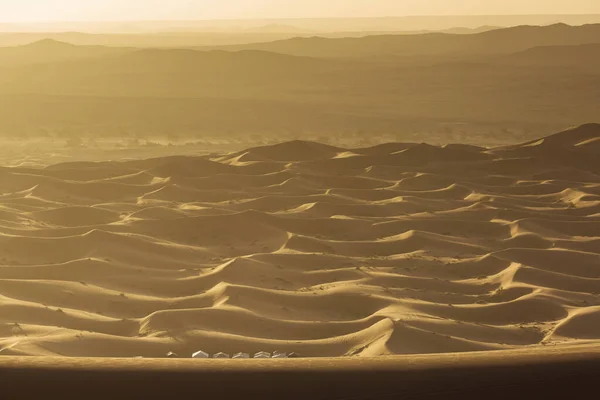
0,0,599,23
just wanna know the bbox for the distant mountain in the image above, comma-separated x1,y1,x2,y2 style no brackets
348,26,502,37
200,23,600,58
100,49,333,87
0,31,324,48
4,15,600,33
0,29,598,141
441,26,501,34
500,43,600,69
0,47,335,96
243,24,313,33
22,38,77,50
0,39,128,66
108,48,329,71
0,26,493,49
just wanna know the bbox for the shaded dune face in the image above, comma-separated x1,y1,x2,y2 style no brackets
0,124,599,358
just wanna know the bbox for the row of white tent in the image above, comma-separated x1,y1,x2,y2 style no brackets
191,350,292,359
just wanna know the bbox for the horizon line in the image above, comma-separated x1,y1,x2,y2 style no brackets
2,13,600,25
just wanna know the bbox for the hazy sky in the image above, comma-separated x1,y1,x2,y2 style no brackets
1,0,600,22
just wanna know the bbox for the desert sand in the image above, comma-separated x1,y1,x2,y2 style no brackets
0,123,599,359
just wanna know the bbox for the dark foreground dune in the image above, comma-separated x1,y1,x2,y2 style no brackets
1,344,599,399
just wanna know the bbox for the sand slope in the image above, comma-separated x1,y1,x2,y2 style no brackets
0,124,599,358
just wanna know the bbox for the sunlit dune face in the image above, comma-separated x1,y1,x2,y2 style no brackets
0,124,599,358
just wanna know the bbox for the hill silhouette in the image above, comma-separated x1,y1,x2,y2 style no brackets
442,26,501,34
500,43,600,69
201,23,600,58
243,24,312,33
0,24,598,142
3,14,600,33
0,39,128,66
23,38,75,49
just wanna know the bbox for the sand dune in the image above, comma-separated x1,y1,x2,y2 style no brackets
0,124,599,358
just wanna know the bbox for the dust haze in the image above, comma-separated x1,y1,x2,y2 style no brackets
0,7,599,373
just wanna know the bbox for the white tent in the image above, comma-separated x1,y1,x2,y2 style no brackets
192,350,209,358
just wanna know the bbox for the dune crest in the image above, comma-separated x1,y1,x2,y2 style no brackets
0,124,599,358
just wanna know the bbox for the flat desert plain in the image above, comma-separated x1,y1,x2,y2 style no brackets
0,124,599,358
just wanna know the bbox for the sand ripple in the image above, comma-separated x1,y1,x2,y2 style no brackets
0,124,599,357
